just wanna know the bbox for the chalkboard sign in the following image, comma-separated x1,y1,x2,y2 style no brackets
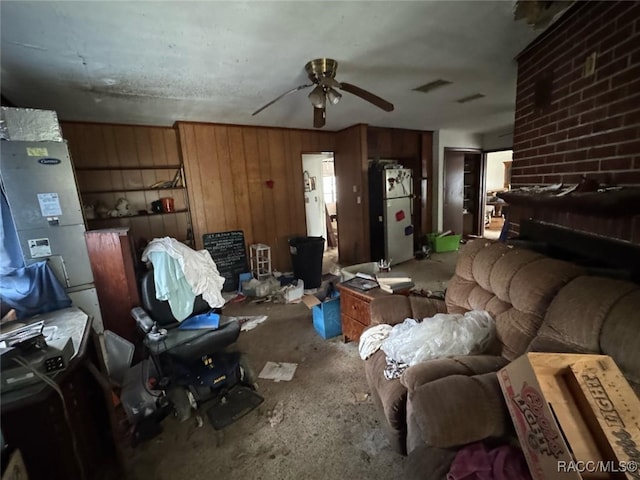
203,230,249,292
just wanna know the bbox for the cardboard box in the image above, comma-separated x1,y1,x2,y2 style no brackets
302,292,342,339
498,353,640,480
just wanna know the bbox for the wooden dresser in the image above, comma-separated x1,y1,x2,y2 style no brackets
338,283,394,343
84,227,140,343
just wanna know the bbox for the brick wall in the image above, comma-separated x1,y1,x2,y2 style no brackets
512,1,640,187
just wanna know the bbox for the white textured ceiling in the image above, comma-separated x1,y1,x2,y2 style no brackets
1,1,544,133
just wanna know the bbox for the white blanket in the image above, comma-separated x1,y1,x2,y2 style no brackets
142,237,226,312
358,324,394,360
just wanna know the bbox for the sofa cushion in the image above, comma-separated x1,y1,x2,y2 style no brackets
468,285,495,311
455,239,492,282
509,258,584,316
485,296,512,319
531,276,639,354
495,309,545,361
445,275,475,313
408,372,509,448
600,289,640,389
472,242,511,292
490,248,544,304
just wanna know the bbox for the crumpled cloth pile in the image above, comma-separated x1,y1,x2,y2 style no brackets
447,442,531,480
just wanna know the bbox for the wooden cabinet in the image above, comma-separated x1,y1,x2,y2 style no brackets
85,227,141,343
1,317,120,480
338,284,393,343
76,165,193,246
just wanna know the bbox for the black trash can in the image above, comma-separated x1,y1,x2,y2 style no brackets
289,236,325,289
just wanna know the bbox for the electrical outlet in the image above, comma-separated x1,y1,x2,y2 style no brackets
584,52,597,77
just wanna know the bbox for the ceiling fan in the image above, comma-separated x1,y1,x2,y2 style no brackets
252,58,394,128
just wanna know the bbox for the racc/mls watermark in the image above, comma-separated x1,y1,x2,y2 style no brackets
557,460,638,474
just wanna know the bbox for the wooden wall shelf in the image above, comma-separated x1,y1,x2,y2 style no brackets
76,165,182,171
83,186,185,194
87,209,189,221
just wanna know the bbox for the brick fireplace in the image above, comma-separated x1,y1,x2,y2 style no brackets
507,1,640,243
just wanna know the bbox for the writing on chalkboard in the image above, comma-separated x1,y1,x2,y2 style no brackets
203,230,249,292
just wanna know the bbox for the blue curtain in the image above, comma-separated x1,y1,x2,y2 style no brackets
1,186,71,319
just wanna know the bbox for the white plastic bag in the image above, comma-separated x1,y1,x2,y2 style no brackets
380,310,495,366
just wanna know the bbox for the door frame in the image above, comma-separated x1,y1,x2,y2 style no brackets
300,151,337,252
443,147,485,236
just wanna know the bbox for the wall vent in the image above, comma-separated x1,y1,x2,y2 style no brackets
456,93,485,103
412,79,452,93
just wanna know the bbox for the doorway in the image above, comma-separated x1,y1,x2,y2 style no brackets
443,148,483,237
483,150,512,240
301,153,339,275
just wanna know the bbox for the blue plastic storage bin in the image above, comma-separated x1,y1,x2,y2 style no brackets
312,292,342,339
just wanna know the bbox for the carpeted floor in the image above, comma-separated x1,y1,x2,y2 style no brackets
124,252,458,480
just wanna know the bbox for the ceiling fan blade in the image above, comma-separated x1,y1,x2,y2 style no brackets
339,82,394,112
252,84,313,116
313,107,326,128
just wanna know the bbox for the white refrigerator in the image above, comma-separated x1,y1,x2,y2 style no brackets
369,165,414,266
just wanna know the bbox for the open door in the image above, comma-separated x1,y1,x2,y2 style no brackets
443,148,483,236
483,150,512,240
301,153,338,272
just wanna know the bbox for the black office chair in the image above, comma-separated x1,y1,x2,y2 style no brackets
131,269,262,428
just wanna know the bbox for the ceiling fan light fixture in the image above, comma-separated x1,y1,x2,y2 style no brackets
253,58,394,127
326,87,342,105
308,86,325,108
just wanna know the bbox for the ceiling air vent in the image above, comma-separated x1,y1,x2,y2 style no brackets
456,93,485,104
412,79,452,93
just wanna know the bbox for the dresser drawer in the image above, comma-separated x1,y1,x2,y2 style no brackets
340,292,372,325
342,314,368,343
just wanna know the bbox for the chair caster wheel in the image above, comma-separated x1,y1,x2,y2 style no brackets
168,387,195,422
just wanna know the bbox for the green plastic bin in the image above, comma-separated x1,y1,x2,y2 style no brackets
427,233,462,252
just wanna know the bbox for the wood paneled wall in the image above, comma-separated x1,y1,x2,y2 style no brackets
62,123,192,246
63,120,433,271
335,124,370,265
177,122,335,270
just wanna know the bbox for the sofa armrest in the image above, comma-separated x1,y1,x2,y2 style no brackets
407,372,510,448
400,355,508,392
370,296,448,327
369,296,413,326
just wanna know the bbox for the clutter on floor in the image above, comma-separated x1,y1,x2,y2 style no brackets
258,361,298,382
236,315,268,332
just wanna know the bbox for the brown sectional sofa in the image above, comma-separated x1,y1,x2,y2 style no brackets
363,239,640,477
